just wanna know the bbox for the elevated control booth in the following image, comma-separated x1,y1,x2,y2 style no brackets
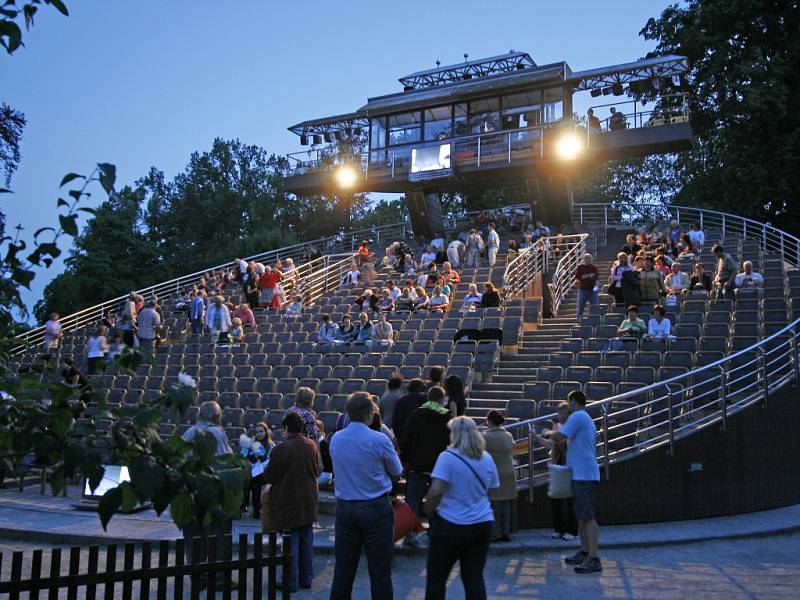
285,52,693,238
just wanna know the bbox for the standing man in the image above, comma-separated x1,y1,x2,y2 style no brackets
399,385,451,547
574,253,599,322
44,313,63,351
136,299,161,351
390,378,428,441
446,239,465,269
486,222,500,268
549,390,601,574
329,393,402,600
263,412,321,593
712,244,737,300
189,291,206,334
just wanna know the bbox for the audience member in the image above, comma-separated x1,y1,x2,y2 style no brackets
86,326,109,374
329,393,402,600
587,108,601,132
342,261,361,288
353,312,374,345
481,283,500,308
447,239,465,268
239,422,274,519
608,106,626,131
378,373,404,429
354,289,379,313
258,266,283,310
444,374,466,417
646,305,673,340
617,305,647,339
621,234,641,257
712,245,737,299
654,255,671,277
688,222,705,252
427,286,450,312
400,386,452,548
483,410,518,543
486,222,500,267
532,220,551,239
609,253,634,306
234,302,256,327
422,416,499,598
356,240,374,266
395,289,415,312
441,261,460,284
639,257,667,303
206,295,232,343
575,253,599,322
287,387,320,439
391,378,428,441
317,314,339,344
60,357,92,402
284,295,303,318
229,318,245,344
385,279,400,300
548,391,602,574
506,239,520,262
428,365,445,390
419,246,437,270
734,261,764,289
189,292,206,334
413,287,429,311
466,229,483,266
690,262,713,292
664,262,690,294
243,263,260,309
360,261,378,287
337,315,356,343
377,289,395,313
461,283,483,313
370,312,394,348
262,412,321,593
136,300,161,351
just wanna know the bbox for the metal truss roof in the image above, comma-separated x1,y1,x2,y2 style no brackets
398,51,537,89
288,112,369,137
568,55,689,91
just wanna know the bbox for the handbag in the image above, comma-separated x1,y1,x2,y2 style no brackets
547,464,573,499
392,499,423,542
259,287,274,305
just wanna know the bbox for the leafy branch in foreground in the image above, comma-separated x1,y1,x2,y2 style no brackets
1,347,248,531
0,0,69,55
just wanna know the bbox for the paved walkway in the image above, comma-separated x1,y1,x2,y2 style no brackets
1,486,799,554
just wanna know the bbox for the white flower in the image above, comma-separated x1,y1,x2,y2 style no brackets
177,371,197,388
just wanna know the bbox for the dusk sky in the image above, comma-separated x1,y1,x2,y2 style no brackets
2,0,674,312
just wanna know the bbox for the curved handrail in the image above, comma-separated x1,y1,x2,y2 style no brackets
509,202,800,493
547,235,587,317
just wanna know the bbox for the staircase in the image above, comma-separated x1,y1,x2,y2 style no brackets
466,232,627,421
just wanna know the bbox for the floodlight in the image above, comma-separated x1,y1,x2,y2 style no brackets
590,88,602,98
313,134,322,145
463,73,472,80
336,166,357,187
555,133,582,161
403,85,414,92
300,135,309,146
602,86,612,96
324,132,333,143
612,83,624,96
516,62,526,70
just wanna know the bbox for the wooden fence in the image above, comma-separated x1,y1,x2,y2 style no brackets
0,532,292,599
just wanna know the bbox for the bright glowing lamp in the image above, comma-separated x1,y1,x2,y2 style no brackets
555,133,582,160
336,166,357,187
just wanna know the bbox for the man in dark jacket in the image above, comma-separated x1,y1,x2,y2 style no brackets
399,386,451,547
263,412,322,592
390,378,428,441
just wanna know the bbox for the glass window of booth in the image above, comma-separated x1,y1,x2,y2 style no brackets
370,117,387,149
423,106,453,141
543,87,564,123
469,97,500,134
389,111,422,146
502,90,542,129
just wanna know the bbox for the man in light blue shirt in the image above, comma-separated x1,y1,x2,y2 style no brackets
551,390,602,574
329,392,402,599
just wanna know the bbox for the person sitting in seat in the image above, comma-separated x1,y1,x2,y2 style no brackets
481,283,501,308
337,314,356,343
435,277,452,299
284,295,303,319
386,280,401,300
690,262,713,292
342,261,361,288
234,303,256,327
419,246,437,271
413,287,429,311
354,289,379,313
621,234,641,257
664,262,690,295
461,283,483,314
617,305,647,339
377,289,395,313
441,262,461,285
395,288,415,312
734,261,764,289
371,312,394,348
318,314,340,344
646,305,673,340
353,312,374,344
229,317,245,344
427,286,450,312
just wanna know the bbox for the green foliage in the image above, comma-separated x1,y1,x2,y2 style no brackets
0,103,26,186
0,0,69,55
640,0,800,233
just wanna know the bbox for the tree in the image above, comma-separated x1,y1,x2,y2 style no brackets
640,0,800,233
0,103,26,187
0,0,69,55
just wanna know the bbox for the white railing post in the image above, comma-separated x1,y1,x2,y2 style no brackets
719,365,727,432
667,389,674,456
602,406,610,480
477,136,482,167
527,428,535,503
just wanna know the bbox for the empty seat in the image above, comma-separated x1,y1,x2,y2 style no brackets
604,352,631,369
342,379,365,394
366,379,387,396
584,381,615,402
576,351,603,369
565,366,593,385
626,366,656,386
669,337,697,353
536,366,563,385
523,381,551,401
221,408,244,427
505,399,536,422
548,352,574,369
634,351,662,370
594,366,624,386
318,411,341,435
552,381,582,399
560,338,584,353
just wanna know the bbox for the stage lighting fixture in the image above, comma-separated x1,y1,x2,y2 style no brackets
516,62,526,70
612,83,624,96
335,131,343,142
555,133,582,161
403,85,414,92
336,166,357,187
602,86,612,96
354,127,362,136
463,73,472,80
590,88,602,98
324,132,333,143
313,135,322,145
300,135,309,146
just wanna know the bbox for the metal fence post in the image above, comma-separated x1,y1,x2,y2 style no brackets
477,136,482,167
604,206,608,227
527,428,535,503
667,390,674,456
760,348,769,408
719,365,727,432
793,330,800,386
602,407,610,480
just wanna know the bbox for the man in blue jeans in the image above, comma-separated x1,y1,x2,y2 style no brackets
550,390,602,573
329,392,403,599
574,253,599,322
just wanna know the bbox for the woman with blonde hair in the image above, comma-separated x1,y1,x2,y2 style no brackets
422,416,499,600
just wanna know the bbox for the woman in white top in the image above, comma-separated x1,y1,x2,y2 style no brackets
461,283,483,314
423,416,499,600
342,261,361,288
86,326,109,374
646,305,672,339
609,252,635,306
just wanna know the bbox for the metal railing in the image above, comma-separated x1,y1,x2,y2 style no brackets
548,235,588,317
507,203,800,494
